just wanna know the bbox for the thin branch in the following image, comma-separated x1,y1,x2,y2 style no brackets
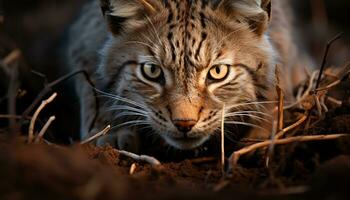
284,71,318,110
35,116,56,143
316,66,350,92
28,93,57,143
21,70,99,132
266,71,284,167
80,125,111,144
3,49,21,65
117,150,161,166
326,96,342,106
129,163,137,175
229,134,348,171
0,114,31,119
314,32,343,92
275,114,308,139
221,103,226,175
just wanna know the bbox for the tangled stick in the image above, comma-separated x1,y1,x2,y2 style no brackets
315,62,350,93
275,114,308,139
28,93,57,143
21,70,99,132
2,49,21,66
80,125,111,144
0,115,30,119
117,150,161,166
79,125,160,168
220,104,226,175
229,134,348,171
35,116,56,143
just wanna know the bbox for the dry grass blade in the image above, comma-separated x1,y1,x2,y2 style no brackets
28,93,57,143
35,116,56,143
229,134,347,171
117,150,161,166
80,125,111,144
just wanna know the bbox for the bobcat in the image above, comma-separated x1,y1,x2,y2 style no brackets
64,0,311,153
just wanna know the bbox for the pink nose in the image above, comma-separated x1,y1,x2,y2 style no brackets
173,119,197,133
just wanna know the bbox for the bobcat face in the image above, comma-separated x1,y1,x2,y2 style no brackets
99,0,275,149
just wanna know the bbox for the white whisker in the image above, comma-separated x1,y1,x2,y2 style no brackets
107,105,148,114
144,14,163,46
225,113,270,122
111,120,150,130
224,121,267,131
227,101,277,110
125,41,154,49
94,88,145,108
114,112,148,119
227,110,272,118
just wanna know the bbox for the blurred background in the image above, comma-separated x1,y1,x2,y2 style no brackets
0,0,349,143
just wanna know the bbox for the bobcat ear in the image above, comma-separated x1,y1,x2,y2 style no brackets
99,0,162,35
218,0,272,36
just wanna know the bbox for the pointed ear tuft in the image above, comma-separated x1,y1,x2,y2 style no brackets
218,0,272,36
99,0,161,35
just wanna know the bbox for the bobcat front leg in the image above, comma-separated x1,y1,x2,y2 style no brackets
96,128,141,153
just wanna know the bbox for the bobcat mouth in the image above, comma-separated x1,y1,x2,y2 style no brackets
162,135,209,150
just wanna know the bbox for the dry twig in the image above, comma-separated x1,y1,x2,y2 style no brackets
35,116,56,143
129,163,137,175
0,114,30,119
3,49,21,65
275,114,308,139
80,125,111,144
221,103,226,175
314,32,343,92
284,71,318,110
229,134,347,171
21,70,99,132
28,93,57,143
117,150,161,166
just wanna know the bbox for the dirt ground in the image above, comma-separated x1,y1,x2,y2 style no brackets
0,91,350,200
1,1,350,200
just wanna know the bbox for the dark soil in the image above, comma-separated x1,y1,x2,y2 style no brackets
0,97,349,200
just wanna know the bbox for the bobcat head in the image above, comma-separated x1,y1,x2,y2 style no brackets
98,0,275,150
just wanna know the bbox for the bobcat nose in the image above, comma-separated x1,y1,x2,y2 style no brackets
173,119,197,133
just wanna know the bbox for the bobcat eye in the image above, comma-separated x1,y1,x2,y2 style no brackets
208,64,229,81
141,63,163,81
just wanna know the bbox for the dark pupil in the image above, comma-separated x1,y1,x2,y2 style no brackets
215,66,221,74
150,65,156,74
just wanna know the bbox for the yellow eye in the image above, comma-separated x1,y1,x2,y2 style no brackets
141,63,162,80
208,64,229,80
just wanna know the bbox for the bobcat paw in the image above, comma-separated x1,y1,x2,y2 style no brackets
96,128,140,153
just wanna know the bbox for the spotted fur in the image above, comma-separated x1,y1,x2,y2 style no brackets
64,0,311,152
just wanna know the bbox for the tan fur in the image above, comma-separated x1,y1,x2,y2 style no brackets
64,0,311,152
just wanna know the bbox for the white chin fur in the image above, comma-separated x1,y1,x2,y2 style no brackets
162,135,210,150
